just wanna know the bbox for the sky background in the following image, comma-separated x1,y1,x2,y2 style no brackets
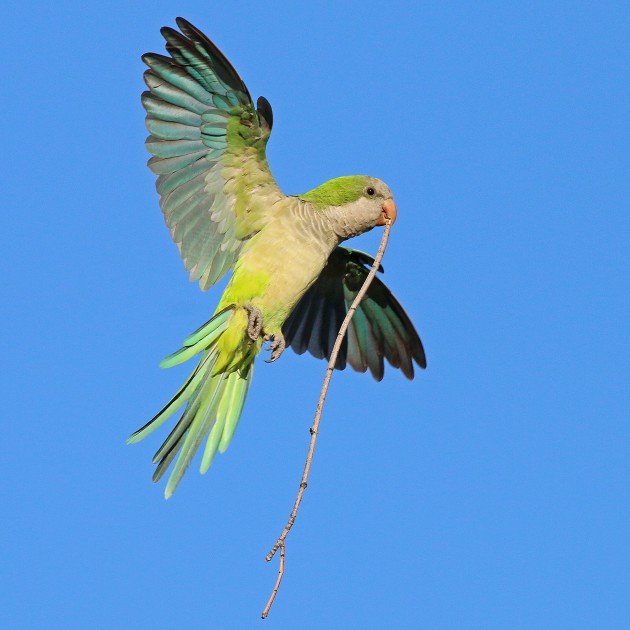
2,1,628,628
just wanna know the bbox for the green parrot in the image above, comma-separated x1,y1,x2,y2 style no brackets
128,18,426,498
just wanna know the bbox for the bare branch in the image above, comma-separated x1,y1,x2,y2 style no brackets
261,220,393,617
261,542,285,619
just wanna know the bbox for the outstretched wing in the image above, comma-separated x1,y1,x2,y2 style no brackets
142,18,282,290
282,248,427,380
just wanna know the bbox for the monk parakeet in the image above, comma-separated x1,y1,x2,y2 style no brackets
128,18,426,498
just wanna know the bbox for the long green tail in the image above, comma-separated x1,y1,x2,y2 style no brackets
128,308,253,498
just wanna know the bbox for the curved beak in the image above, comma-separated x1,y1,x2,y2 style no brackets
377,198,397,226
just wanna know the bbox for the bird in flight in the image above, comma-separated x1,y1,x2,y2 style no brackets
128,18,426,498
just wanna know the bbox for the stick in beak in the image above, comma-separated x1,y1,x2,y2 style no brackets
377,198,397,226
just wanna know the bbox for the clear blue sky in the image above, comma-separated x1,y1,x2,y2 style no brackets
2,1,627,628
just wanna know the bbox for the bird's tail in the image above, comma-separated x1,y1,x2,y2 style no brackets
128,307,257,498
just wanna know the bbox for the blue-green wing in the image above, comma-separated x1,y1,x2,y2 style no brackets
142,18,282,290
282,248,427,380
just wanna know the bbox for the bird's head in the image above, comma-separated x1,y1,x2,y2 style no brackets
301,175,397,240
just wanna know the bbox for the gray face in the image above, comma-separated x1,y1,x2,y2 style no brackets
324,178,396,240
363,177,393,202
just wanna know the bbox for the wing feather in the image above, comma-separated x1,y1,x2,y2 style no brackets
283,247,426,380
142,19,282,290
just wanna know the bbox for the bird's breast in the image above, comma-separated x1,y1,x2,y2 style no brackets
233,205,337,328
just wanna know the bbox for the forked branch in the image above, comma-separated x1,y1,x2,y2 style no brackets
261,219,393,618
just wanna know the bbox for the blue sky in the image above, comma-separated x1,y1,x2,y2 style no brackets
2,1,628,628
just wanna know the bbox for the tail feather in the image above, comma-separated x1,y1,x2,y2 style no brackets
151,364,210,464
182,306,232,346
151,370,209,482
201,367,252,471
152,441,179,483
219,373,251,453
164,371,228,498
126,356,209,444
159,308,231,368
128,306,256,498
199,377,230,474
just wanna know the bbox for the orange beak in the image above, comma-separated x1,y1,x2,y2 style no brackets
377,198,397,226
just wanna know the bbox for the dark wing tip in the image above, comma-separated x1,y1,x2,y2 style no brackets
171,17,252,102
370,363,385,382
175,16,193,30
412,330,427,369
416,347,427,369
257,96,273,132
142,52,172,67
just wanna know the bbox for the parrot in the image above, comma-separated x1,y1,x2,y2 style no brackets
128,18,426,498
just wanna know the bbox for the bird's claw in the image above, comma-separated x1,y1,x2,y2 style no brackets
244,305,285,361
264,334,286,363
244,305,263,341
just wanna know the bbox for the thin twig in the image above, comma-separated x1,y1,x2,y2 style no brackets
260,542,285,619
261,219,393,618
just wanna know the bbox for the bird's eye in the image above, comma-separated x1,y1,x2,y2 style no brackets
366,187,376,196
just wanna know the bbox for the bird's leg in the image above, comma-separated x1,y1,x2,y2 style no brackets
244,304,263,341
244,304,285,361
263,332,286,363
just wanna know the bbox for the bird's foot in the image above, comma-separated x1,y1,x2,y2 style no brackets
264,333,286,363
244,304,263,341
243,305,285,361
